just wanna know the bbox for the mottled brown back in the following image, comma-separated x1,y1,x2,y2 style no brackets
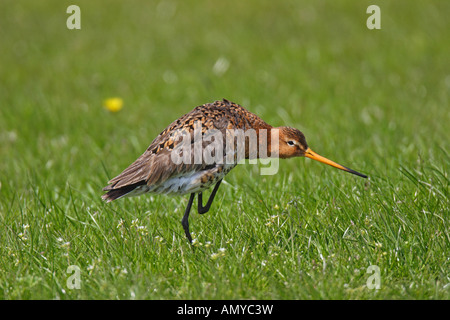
102,99,271,200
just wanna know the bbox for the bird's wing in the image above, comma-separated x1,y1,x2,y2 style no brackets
102,99,273,192
103,102,233,191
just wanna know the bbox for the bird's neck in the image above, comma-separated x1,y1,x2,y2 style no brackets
245,126,279,159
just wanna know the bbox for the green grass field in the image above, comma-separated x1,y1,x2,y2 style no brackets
0,0,448,299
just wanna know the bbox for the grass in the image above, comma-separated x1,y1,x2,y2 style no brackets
0,0,449,299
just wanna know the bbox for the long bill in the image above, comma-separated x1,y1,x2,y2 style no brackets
304,148,367,178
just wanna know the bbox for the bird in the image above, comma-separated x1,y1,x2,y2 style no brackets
102,99,367,243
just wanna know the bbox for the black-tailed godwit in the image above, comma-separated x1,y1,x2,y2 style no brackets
102,99,367,242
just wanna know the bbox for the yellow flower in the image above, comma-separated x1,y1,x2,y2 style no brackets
103,97,123,113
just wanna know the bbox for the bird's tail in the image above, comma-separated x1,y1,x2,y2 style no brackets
101,181,147,202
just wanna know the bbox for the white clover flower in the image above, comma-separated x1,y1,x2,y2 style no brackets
211,252,221,260
192,238,203,247
211,248,226,260
61,242,71,249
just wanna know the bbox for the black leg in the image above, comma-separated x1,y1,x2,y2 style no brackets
198,179,222,214
181,193,195,243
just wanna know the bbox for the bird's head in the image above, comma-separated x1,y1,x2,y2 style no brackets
276,126,367,178
276,127,309,158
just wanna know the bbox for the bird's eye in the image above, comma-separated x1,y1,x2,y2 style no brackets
287,140,295,146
